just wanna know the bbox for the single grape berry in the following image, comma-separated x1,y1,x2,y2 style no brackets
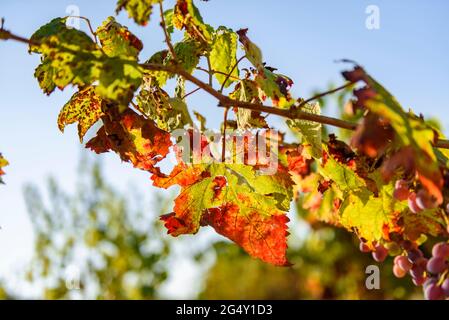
415,189,437,210
427,256,448,274
393,180,410,201
393,264,407,278
407,248,423,263
423,277,438,289
408,192,422,213
409,265,425,279
424,283,444,300
441,278,449,296
372,244,388,262
359,242,370,253
412,276,425,286
432,242,449,259
395,255,412,272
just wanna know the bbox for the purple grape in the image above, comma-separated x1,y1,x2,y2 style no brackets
359,242,370,253
442,278,449,296
393,180,410,201
372,244,388,262
423,277,438,289
408,193,422,213
393,264,407,278
410,265,425,279
395,255,412,272
415,189,437,210
412,275,425,286
424,283,444,300
407,248,423,263
432,242,449,259
427,256,448,274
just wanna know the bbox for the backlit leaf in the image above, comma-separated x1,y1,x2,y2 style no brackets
57,86,103,142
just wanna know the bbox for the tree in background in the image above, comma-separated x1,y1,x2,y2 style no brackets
12,157,171,299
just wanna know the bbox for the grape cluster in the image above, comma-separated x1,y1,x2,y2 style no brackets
393,179,438,212
359,238,449,299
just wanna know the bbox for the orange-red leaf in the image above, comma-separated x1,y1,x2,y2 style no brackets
86,108,171,174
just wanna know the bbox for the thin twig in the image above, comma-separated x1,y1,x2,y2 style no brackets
206,55,213,87
298,81,355,107
196,67,241,81
159,1,177,61
182,87,201,99
219,55,245,93
66,16,98,44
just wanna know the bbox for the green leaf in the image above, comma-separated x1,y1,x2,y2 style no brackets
144,50,170,87
136,84,192,131
170,39,202,73
116,0,159,26
173,0,213,43
164,9,174,34
30,18,143,106
339,181,405,243
58,86,103,142
34,59,56,95
236,28,263,70
210,27,238,88
96,16,143,58
29,18,96,54
318,146,365,192
255,68,294,107
287,102,322,158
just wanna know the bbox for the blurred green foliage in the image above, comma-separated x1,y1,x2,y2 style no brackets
19,157,171,299
199,226,421,299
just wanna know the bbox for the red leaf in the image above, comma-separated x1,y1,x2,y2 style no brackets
201,204,291,266
86,108,171,174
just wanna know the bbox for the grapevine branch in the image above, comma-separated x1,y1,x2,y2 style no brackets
1,28,449,149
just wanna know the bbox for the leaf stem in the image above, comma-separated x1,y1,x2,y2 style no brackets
219,55,245,93
65,16,98,44
158,1,177,61
298,81,355,107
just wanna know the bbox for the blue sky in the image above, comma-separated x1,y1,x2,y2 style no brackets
0,0,448,297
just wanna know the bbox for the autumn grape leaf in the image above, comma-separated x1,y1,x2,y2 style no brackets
343,66,443,204
236,28,263,70
96,16,143,58
338,181,405,243
210,27,238,88
30,18,143,106
0,154,8,184
115,0,159,26
173,0,213,44
57,86,103,142
255,68,294,107
136,82,193,131
170,39,202,73
229,80,267,130
318,145,365,193
86,108,171,174
401,209,446,241
144,50,170,87
34,59,56,95
287,102,322,159
155,162,293,265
